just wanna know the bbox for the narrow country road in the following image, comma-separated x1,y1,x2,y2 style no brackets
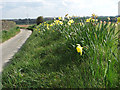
0,29,32,73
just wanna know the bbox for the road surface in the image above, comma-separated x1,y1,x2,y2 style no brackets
0,29,32,73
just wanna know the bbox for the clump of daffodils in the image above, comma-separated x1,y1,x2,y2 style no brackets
86,18,91,22
86,13,98,23
54,20,63,25
76,44,83,55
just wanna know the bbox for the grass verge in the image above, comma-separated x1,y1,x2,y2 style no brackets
1,27,20,43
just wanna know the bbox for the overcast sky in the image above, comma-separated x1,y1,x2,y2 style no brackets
0,0,120,19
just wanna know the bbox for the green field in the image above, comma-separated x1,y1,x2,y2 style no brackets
2,15,120,88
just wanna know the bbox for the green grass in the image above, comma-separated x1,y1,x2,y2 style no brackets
1,27,20,43
2,17,119,88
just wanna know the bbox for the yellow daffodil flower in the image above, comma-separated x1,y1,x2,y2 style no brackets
59,21,63,25
89,18,91,21
86,19,90,22
76,44,83,55
69,19,74,23
68,22,71,26
54,20,60,25
58,17,62,20
47,26,49,30
79,22,83,26
92,19,95,22
50,24,53,27
65,14,70,19
47,24,49,30
107,17,110,21
50,23,55,27
95,19,98,22
95,15,98,18
92,13,95,17
65,14,68,17
67,19,74,25
117,17,120,24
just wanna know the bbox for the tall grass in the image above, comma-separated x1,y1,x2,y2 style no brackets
2,15,119,88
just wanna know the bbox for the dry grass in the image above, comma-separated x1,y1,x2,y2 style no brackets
1,20,16,31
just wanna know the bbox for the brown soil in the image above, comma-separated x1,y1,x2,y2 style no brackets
16,25,31,28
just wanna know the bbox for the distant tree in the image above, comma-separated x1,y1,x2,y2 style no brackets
36,16,44,25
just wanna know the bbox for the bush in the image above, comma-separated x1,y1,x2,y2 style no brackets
36,16,44,25
27,24,37,32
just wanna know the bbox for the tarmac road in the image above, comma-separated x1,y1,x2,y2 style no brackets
0,29,32,73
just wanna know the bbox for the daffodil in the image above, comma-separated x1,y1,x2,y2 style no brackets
92,13,95,17
95,19,98,22
58,17,62,20
117,17,120,24
86,19,90,22
54,20,60,25
65,14,68,17
65,14,70,19
50,23,55,27
47,24,50,30
92,19,95,22
50,24,53,27
59,21,63,25
89,18,91,21
107,17,110,21
67,19,74,25
69,19,74,23
47,26,49,30
92,18,98,22
95,15,98,18
76,44,83,55
68,22,71,26
92,13,97,19
79,22,83,26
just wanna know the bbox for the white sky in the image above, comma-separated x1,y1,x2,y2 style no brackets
0,0,120,19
